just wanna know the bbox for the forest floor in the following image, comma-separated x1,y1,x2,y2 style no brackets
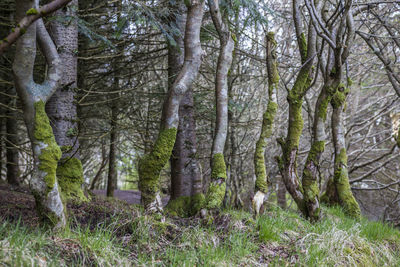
1,184,400,266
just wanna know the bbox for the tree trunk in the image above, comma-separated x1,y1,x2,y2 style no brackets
139,0,205,212
331,88,361,218
46,0,86,201
13,0,65,228
205,0,234,210
6,88,20,185
165,2,203,217
106,103,118,197
252,32,278,216
277,178,287,209
277,0,317,218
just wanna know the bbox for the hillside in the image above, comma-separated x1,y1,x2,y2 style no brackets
0,185,399,266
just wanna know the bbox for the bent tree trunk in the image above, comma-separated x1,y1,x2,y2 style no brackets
331,87,361,218
139,0,205,212
165,2,204,217
301,77,337,221
46,0,86,201
252,32,278,216
13,0,65,228
205,0,234,210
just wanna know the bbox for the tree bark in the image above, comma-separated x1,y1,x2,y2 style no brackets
252,32,278,216
139,0,205,212
204,0,234,210
106,103,118,197
46,0,86,201
13,0,65,229
165,2,203,217
0,0,73,55
6,88,20,185
331,88,361,218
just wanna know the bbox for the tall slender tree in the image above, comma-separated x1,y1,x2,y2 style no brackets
46,0,86,201
252,32,279,216
205,0,234,210
165,2,204,217
13,0,66,228
139,0,205,212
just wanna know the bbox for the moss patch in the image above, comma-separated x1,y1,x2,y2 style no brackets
34,101,62,192
57,157,87,202
205,180,226,209
254,101,278,193
211,153,227,179
191,193,205,214
26,8,38,15
138,128,177,207
334,148,361,219
165,196,192,217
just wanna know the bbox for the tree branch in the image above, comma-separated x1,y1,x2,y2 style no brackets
0,0,73,55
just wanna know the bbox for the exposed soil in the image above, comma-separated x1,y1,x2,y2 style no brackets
0,184,169,229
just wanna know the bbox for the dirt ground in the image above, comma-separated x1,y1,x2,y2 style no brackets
0,184,167,228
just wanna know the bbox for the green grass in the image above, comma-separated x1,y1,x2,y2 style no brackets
1,202,399,266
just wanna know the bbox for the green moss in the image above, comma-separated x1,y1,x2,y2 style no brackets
57,157,87,202
317,93,331,120
165,196,192,217
138,128,177,207
60,145,72,153
299,32,308,61
34,101,62,192
331,84,349,108
191,193,205,214
205,180,226,209
254,102,278,193
26,8,39,15
302,141,325,221
20,28,26,35
334,148,361,219
211,153,227,179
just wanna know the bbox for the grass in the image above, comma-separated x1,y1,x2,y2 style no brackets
0,198,399,266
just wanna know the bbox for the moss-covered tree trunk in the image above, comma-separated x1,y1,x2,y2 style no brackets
277,0,318,218
205,0,234,210
331,89,361,218
139,0,204,212
46,0,86,202
252,32,278,215
13,0,66,228
301,79,336,221
165,2,204,217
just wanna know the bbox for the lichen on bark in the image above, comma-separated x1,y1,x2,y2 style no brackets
138,128,177,208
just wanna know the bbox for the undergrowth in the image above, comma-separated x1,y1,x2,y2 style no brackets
1,197,399,266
